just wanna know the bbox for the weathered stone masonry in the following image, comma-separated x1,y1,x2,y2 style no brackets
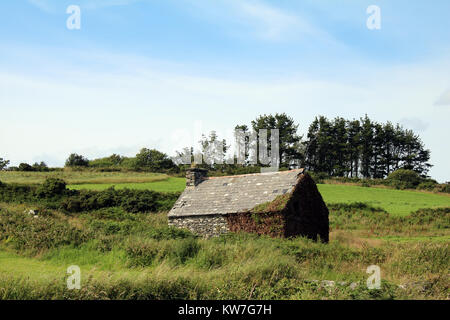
168,215,229,238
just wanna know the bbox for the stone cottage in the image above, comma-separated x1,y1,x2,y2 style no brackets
168,168,329,242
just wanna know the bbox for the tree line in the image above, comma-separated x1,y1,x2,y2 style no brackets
232,114,431,178
1,113,432,179
304,115,432,178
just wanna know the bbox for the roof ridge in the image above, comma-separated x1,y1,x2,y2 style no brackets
206,168,304,180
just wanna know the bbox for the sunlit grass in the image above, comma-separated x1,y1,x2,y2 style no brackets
318,184,450,216
68,177,186,192
0,170,168,185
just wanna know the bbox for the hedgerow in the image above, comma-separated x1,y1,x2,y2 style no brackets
0,179,179,214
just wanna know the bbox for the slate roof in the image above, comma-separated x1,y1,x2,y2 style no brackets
168,168,305,217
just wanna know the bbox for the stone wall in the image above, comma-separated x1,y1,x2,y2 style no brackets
168,215,229,238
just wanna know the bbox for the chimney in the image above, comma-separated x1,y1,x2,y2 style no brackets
186,168,208,187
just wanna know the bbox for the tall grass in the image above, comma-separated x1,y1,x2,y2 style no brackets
0,203,448,300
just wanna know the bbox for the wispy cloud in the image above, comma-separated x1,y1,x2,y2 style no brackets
28,0,56,13
182,0,331,42
237,1,308,40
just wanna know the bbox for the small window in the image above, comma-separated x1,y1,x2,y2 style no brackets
273,190,279,193
223,183,228,186
282,189,288,194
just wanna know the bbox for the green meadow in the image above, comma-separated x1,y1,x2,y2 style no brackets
0,170,168,185
68,177,186,193
317,184,450,216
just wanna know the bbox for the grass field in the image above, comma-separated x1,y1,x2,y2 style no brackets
0,171,169,185
318,184,450,216
68,177,186,193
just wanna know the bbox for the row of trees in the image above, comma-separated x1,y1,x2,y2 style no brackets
66,149,177,173
230,113,431,178
1,113,433,179
66,113,431,178
304,116,432,178
0,159,49,172
0,149,177,173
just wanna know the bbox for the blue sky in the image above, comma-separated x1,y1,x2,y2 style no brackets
0,0,449,181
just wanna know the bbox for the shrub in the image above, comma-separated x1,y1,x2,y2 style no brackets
126,238,200,267
126,239,160,267
194,245,228,269
88,219,135,236
361,180,371,187
32,162,49,172
145,226,195,240
309,172,329,184
170,238,200,265
134,148,176,172
18,163,33,172
417,181,437,191
88,207,136,221
327,202,386,213
0,183,40,203
89,154,124,168
386,169,421,189
65,153,89,167
393,243,449,275
0,180,179,214
37,178,67,196
60,188,180,213
0,209,89,253
435,183,450,193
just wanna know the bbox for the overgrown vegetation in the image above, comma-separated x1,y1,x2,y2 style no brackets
251,193,292,214
0,202,448,300
0,179,179,214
